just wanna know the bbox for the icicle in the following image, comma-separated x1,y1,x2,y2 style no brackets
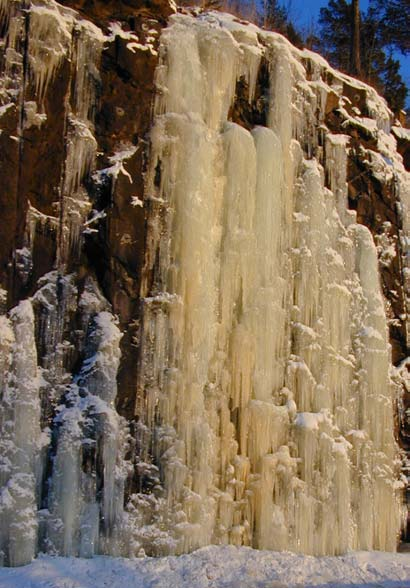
28,4,73,103
325,133,351,226
72,19,104,122
47,311,126,558
59,17,103,262
0,301,41,567
0,0,8,22
2,2,25,80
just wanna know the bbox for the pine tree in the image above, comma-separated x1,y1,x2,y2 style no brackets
375,0,410,54
317,0,352,72
262,0,287,30
316,0,408,113
350,0,361,76
262,0,303,47
382,55,408,113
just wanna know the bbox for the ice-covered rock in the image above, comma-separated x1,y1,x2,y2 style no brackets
0,0,409,567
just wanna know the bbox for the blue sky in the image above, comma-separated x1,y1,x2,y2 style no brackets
287,0,369,24
286,0,410,106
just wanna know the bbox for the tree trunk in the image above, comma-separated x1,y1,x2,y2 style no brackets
350,0,362,76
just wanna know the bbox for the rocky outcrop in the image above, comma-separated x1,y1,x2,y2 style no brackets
0,0,175,425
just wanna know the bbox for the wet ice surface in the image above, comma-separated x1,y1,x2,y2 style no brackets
1,546,410,587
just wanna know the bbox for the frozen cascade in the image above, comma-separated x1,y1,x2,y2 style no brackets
28,3,73,103
47,311,126,558
137,12,404,556
60,18,104,262
0,301,42,566
5,0,105,266
0,0,125,564
0,0,408,566
0,277,127,563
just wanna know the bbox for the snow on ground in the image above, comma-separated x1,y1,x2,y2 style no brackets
1,546,410,588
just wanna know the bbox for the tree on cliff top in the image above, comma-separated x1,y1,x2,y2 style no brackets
262,0,287,29
316,0,408,113
350,0,361,76
261,0,303,46
375,0,410,55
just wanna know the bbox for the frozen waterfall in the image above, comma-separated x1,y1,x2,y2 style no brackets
138,12,404,556
0,2,407,566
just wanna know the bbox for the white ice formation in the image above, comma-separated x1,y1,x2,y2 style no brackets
0,1,409,566
138,12,407,556
0,301,41,567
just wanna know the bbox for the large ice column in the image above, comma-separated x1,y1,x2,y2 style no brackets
47,310,126,558
288,153,399,553
138,12,403,557
147,15,298,554
0,301,42,566
143,15,283,553
352,224,402,550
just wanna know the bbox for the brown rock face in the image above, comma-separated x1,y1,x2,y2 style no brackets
60,0,173,25
0,1,176,563
393,127,410,173
0,0,175,424
87,9,164,417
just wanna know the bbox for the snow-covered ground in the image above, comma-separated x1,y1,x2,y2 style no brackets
1,546,410,588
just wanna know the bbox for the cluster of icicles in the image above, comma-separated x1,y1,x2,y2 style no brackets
0,0,406,566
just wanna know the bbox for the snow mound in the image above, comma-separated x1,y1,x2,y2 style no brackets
0,546,410,587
